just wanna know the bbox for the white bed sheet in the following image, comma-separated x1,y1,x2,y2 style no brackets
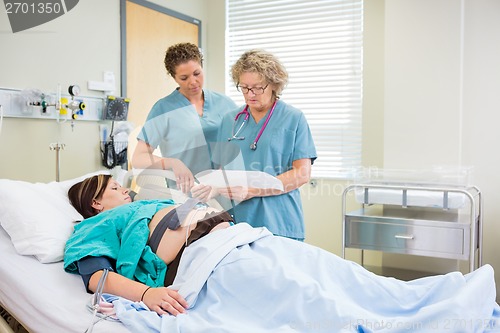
0,227,130,333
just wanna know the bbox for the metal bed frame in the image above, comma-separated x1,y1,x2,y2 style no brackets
342,183,483,273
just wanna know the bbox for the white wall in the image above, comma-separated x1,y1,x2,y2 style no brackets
383,0,500,298
384,0,463,168
462,0,500,300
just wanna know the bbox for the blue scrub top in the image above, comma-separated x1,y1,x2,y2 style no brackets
217,99,317,239
138,89,236,175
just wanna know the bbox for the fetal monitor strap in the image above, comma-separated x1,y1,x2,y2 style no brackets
148,198,202,253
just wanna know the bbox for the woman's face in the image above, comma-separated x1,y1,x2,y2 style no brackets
92,178,131,213
174,60,204,99
238,72,274,111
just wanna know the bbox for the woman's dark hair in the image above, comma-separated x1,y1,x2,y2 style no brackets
68,174,112,219
164,42,203,78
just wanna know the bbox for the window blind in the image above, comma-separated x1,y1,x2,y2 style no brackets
225,0,363,178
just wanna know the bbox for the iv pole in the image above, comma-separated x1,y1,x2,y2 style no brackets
49,142,65,182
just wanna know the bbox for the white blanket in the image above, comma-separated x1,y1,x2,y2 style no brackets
112,223,500,333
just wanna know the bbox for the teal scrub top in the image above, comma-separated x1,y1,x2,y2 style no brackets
217,99,317,239
138,89,236,175
64,200,175,287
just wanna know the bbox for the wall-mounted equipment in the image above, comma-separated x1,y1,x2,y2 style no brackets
26,91,56,114
59,85,86,120
0,86,104,121
56,84,87,130
88,71,116,95
103,96,129,121
100,96,131,170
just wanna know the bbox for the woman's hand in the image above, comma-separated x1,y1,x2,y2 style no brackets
218,186,285,202
217,186,252,202
190,184,211,202
171,160,194,194
190,184,218,202
142,286,189,316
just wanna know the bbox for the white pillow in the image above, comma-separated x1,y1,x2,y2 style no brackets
0,170,112,263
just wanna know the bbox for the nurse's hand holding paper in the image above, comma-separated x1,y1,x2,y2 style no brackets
196,169,281,202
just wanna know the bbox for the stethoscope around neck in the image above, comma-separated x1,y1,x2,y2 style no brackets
227,100,277,150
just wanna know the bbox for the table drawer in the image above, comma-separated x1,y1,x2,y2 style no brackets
345,218,469,259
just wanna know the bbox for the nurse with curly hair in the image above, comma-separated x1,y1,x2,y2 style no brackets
132,42,237,195
217,49,317,241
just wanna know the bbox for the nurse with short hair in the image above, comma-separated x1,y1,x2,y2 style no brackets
132,42,237,194
217,49,317,241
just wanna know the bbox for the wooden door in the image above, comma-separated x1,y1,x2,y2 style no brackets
122,0,200,165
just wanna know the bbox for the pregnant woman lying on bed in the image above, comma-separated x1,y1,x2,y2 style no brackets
65,175,500,333
63,174,231,316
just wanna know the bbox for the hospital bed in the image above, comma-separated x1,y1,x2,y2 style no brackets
0,171,131,333
1,169,498,333
342,167,482,273
0,168,219,333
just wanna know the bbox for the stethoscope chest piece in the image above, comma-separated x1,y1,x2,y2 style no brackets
250,142,257,150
